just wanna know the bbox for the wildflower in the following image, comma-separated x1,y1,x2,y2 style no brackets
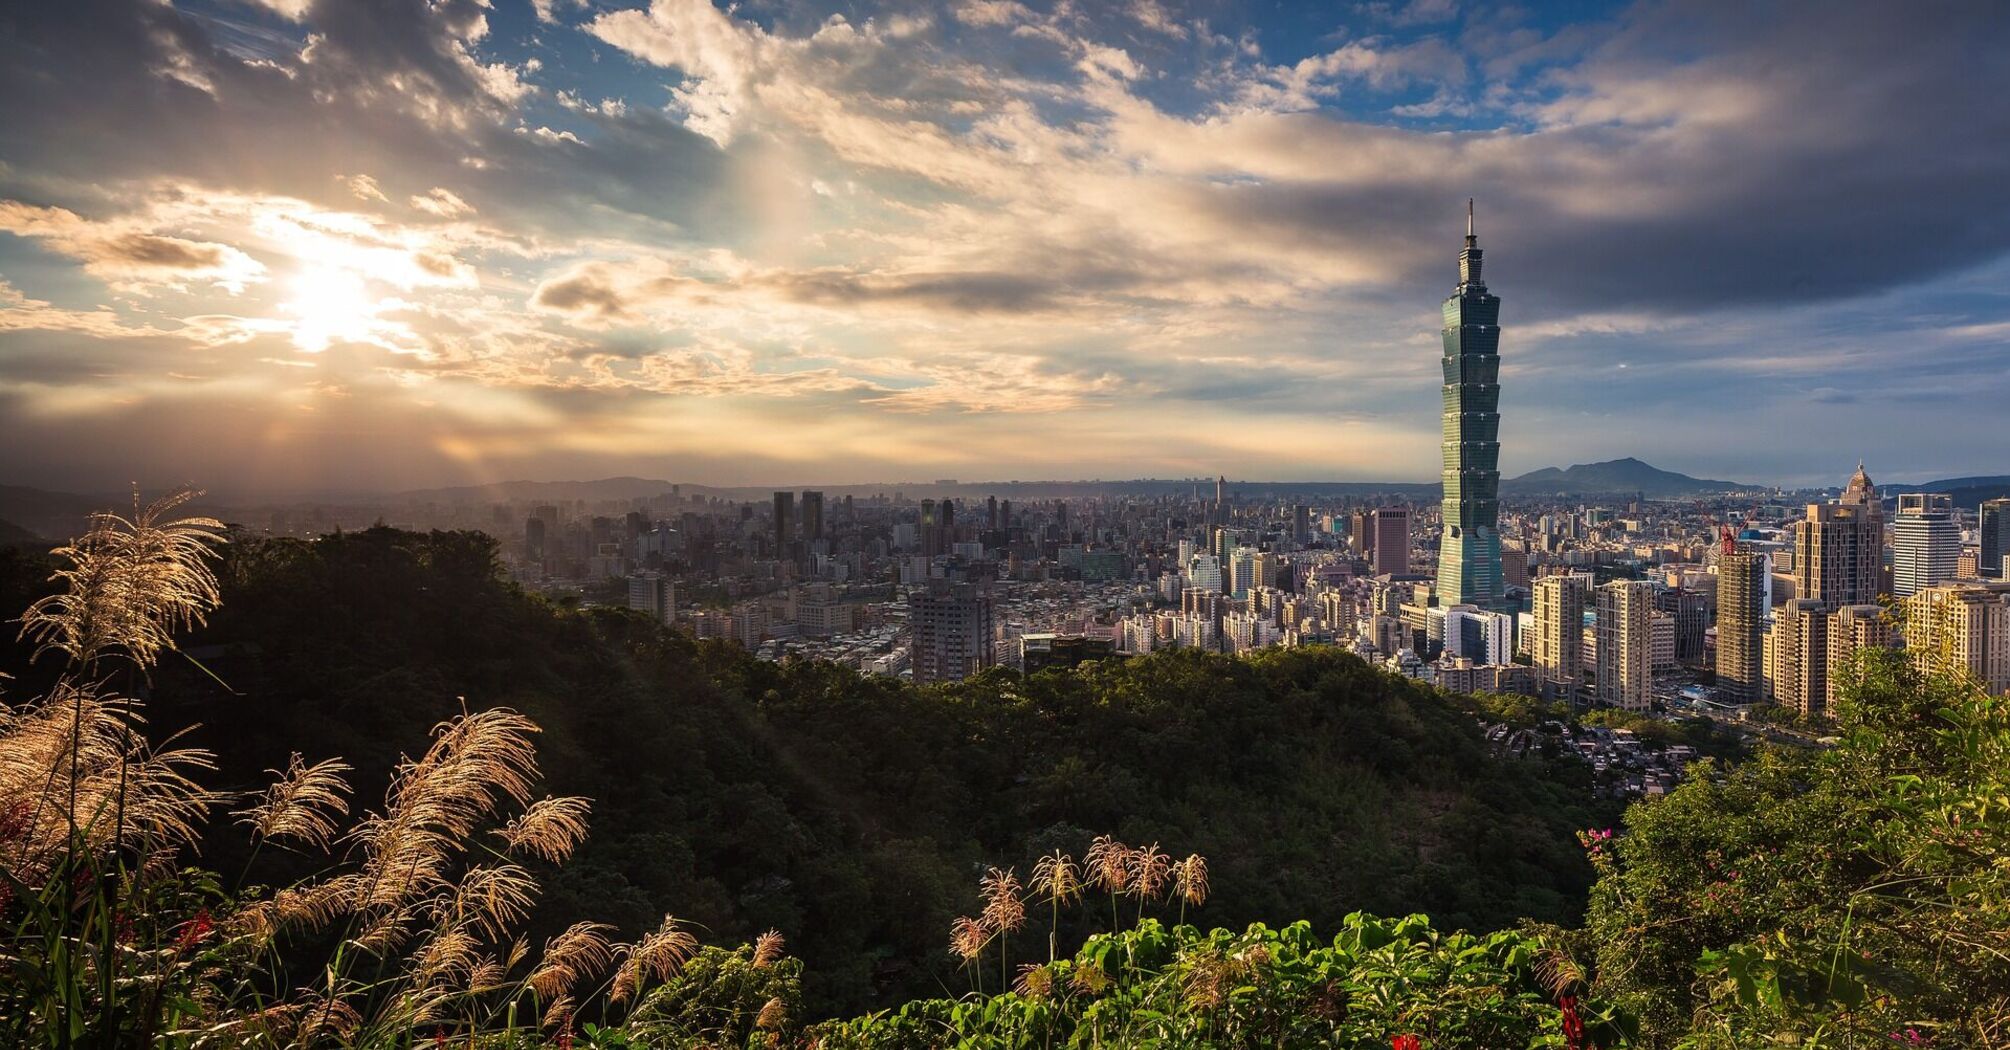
1392,1034,1423,1050
173,908,214,953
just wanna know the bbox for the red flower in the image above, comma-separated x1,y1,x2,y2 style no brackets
172,909,213,953
1560,994,1586,1050
1392,1035,1423,1050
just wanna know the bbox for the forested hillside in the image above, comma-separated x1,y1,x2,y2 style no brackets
0,527,1610,1017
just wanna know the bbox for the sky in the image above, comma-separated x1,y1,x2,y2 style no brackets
0,0,2006,496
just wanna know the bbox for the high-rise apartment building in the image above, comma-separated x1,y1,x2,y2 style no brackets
1532,573,1592,694
1595,580,1655,711
1369,508,1411,577
626,571,675,625
1792,464,1883,608
1716,546,1770,704
1980,498,2010,579
1825,604,1894,713
1893,493,1960,596
1434,201,1506,608
909,579,996,684
1903,581,2010,696
1766,598,1828,717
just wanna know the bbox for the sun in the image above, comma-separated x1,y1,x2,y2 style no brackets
284,265,379,352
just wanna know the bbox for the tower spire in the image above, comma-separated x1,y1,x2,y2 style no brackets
1466,198,1475,240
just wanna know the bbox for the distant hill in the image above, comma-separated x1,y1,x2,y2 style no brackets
1886,475,2010,506
0,518,47,549
1504,458,1753,497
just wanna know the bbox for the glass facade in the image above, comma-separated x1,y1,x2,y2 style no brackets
1435,204,1506,609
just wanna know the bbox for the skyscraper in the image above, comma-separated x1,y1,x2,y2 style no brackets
1435,200,1505,608
1980,498,2009,579
1893,493,1960,596
772,491,794,554
1717,546,1770,704
800,490,824,543
1792,464,1883,608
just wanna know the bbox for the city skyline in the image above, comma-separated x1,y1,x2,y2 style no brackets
4,1,2010,495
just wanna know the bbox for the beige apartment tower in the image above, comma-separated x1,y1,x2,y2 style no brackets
1532,573,1593,694
1903,581,2010,696
1825,604,1895,713
1792,465,1883,609
1595,580,1656,711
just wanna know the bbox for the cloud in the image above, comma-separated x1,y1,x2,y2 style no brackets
341,174,390,202
0,201,268,293
409,187,476,218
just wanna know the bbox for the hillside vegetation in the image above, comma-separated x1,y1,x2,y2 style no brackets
3,512,2002,1048
0,526,1607,1017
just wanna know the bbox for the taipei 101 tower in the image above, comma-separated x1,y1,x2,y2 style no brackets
1434,200,1505,608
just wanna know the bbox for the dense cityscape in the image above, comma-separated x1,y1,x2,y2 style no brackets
4,0,2008,1044
120,207,2006,750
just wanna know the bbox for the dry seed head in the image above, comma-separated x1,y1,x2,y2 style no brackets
18,488,224,671
1014,963,1055,999
1129,843,1171,902
949,915,990,961
1174,853,1210,908
1031,851,1081,904
541,995,576,1032
612,915,698,1003
529,922,616,999
234,753,352,852
752,929,786,968
1086,835,1132,893
755,997,787,1031
496,795,590,864
979,866,1026,934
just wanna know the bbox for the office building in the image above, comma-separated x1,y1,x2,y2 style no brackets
1893,493,1960,596
1595,580,1655,711
1434,201,1507,608
800,490,825,543
772,491,794,554
1981,498,2009,579
1369,508,1411,577
909,579,996,684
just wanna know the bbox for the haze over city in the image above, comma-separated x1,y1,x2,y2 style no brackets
3,0,2008,496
